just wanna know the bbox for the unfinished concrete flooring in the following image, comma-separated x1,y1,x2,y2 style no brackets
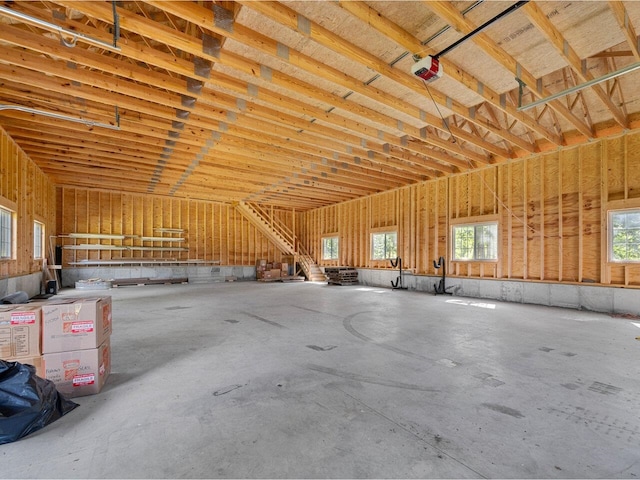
2,282,640,478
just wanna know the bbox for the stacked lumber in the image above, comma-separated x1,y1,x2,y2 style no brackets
257,275,305,283
325,267,359,286
112,277,188,287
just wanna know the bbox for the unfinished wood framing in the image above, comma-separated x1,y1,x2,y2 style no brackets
299,130,640,288
56,188,292,268
0,126,56,278
1,1,640,293
1,2,640,210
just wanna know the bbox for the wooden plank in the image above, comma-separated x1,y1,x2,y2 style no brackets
609,1,640,61
602,138,613,285
543,152,560,281
580,143,602,283
558,148,579,281
523,1,626,128
426,0,592,139
150,0,533,154
512,161,525,279
626,133,640,200
0,127,55,277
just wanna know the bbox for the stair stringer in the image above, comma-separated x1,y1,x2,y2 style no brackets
235,202,327,282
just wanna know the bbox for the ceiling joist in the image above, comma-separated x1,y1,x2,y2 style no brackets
0,0,638,209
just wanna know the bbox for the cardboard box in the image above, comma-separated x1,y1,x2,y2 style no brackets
270,269,281,278
0,305,42,359
16,355,45,378
43,338,111,398
42,296,112,354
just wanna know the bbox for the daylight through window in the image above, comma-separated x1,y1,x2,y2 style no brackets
452,222,498,261
371,231,397,260
322,236,339,260
0,206,13,259
610,209,640,262
34,221,44,259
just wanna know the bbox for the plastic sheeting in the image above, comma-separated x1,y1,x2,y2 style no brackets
0,360,78,444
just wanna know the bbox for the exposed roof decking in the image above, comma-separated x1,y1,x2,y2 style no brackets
1,0,639,209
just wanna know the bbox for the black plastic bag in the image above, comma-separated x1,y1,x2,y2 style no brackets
0,359,78,445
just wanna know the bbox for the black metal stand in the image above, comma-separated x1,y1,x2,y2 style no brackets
390,257,407,289
433,256,453,295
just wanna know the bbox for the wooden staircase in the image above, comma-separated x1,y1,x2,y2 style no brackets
235,202,327,282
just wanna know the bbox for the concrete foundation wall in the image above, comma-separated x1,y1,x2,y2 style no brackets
60,266,639,315
0,272,43,299
61,266,256,287
356,269,640,316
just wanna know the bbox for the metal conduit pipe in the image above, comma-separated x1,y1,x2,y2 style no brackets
518,61,640,111
0,105,121,130
0,5,120,51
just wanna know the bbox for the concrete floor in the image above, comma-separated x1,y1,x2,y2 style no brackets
2,281,640,479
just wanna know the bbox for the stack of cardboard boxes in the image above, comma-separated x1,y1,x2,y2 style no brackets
0,303,44,375
255,259,289,280
0,296,112,398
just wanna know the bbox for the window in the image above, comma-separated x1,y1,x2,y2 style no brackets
34,221,44,259
452,222,498,261
371,231,397,260
322,236,339,260
609,209,640,262
0,206,14,259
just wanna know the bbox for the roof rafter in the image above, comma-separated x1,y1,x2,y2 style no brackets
140,0,535,153
608,0,640,61
43,0,492,171
522,1,627,129
335,0,562,147
424,0,594,140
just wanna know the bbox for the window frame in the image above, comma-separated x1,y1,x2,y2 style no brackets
450,217,499,262
33,219,45,260
322,235,339,261
370,229,398,261
0,199,16,261
608,206,640,263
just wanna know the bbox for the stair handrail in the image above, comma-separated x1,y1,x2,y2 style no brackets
245,202,296,250
239,202,323,281
296,243,314,273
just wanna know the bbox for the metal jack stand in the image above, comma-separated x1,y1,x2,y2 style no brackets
433,256,453,295
390,257,407,289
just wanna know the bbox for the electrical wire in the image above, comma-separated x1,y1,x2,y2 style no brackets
421,81,560,240
423,83,455,143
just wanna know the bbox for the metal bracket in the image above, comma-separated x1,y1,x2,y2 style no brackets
515,77,527,108
390,257,408,290
112,1,120,48
433,256,453,295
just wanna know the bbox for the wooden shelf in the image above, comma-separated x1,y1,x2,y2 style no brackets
64,233,129,239
63,244,188,252
69,259,218,266
127,246,189,252
60,230,189,266
139,236,185,242
63,244,126,250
